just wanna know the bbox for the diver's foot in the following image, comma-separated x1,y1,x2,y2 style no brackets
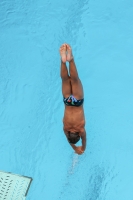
60,44,67,63
66,44,73,62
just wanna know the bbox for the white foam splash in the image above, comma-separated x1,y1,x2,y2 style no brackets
69,153,79,174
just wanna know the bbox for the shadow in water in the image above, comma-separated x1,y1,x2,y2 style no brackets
85,165,106,200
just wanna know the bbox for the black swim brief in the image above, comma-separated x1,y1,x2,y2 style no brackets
63,95,84,107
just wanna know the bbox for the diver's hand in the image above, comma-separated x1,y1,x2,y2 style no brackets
75,146,84,155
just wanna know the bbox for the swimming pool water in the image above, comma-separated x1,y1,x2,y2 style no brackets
0,0,133,199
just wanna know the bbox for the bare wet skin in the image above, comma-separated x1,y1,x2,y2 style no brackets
63,105,85,135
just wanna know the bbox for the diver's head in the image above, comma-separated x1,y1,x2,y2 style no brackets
67,132,80,144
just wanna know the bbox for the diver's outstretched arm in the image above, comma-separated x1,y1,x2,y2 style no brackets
81,129,86,151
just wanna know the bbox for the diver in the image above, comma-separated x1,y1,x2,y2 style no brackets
60,43,86,155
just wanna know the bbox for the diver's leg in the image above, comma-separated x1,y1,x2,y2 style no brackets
66,44,84,99
60,44,72,97
69,59,84,99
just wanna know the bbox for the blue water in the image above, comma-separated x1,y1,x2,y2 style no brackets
0,0,133,199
